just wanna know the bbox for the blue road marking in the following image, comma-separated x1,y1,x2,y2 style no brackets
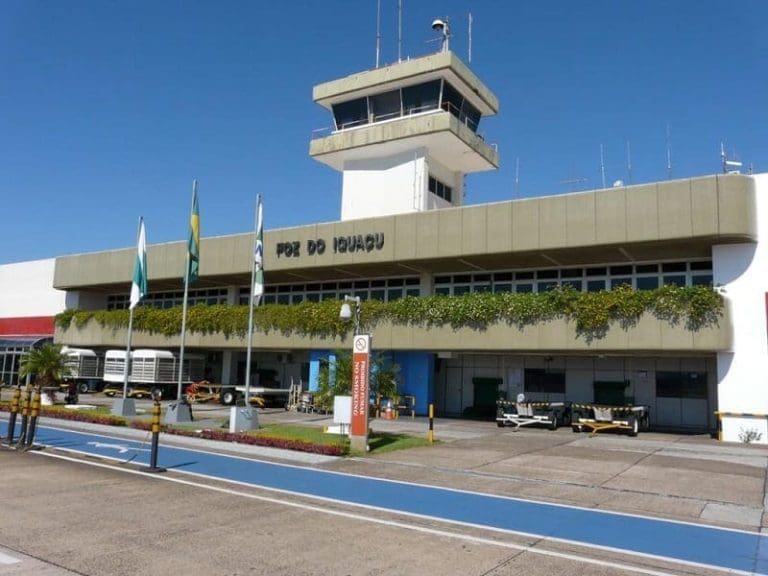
6,421,768,575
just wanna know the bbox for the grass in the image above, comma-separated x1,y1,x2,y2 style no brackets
0,398,434,456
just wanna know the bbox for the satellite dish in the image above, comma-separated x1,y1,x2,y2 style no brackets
516,393,526,404
613,179,624,187
432,18,446,31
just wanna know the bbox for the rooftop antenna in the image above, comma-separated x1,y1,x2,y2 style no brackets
666,124,672,180
514,156,520,197
721,141,743,174
375,0,382,68
397,0,403,62
600,144,607,188
626,140,633,184
432,17,450,53
468,12,473,63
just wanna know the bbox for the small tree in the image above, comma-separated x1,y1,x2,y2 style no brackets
19,343,72,388
314,350,401,410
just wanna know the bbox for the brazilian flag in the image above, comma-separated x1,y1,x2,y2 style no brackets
187,182,200,284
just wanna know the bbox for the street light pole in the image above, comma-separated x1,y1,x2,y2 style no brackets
340,295,369,452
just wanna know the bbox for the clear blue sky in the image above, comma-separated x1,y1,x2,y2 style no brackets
2,1,766,264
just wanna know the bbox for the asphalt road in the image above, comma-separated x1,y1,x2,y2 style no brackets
1,402,768,576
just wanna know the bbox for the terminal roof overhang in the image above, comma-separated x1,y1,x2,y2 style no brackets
53,175,757,293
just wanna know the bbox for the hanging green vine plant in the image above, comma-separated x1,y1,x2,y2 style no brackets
55,285,723,342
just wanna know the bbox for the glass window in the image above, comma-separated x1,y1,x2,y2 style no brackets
586,267,607,276
402,80,440,114
494,283,512,293
434,286,450,296
537,269,558,279
453,285,471,296
516,271,534,280
663,275,686,287
635,264,658,274
562,279,582,291
516,283,533,293
524,369,566,394
494,272,513,282
561,268,583,278
537,281,558,292
690,260,713,271
405,288,420,297
662,262,687,273
441,81,463,118
656,371,707,399
636,276,659,290
587,280,605,292
611,278,632,289
691,275,713,286
610,265,633,275
387,288,403,301
332,98,368,130
370,289,386,301
370,89,401,122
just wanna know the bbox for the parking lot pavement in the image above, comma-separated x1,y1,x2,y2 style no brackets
9,394,768,533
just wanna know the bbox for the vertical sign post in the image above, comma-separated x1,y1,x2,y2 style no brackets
351,334,371,452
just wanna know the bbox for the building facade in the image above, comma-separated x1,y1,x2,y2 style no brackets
39,50,768,443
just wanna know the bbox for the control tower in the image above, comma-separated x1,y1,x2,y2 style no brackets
310,27,499,221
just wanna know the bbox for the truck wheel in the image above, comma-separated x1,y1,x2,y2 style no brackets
151,387,164,400
78,382,90,394
549,412,558,431
628,416,639,437
221,390,236,406
640,414,650,432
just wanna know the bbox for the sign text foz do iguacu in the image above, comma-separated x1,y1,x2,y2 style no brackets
276,233,385,258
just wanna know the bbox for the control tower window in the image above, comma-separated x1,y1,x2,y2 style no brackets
333,97,369,130
403,80,441,115
370,89,402,122
441,81,481,132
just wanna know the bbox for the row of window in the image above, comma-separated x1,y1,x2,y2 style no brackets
524,370,707,400
434,261,713,296
331,79,482,133
107,288,229,310
239,277,421,305
428,175,453,202
105,260,714,309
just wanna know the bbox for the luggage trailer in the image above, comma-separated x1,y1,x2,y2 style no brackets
496,399,571,431
570,403,651,437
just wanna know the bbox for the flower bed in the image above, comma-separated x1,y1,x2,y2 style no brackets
0,402,345,456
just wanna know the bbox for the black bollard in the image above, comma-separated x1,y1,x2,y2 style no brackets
146,397,166,473
15,386,33,447
24,388,42,449
4,387,21,445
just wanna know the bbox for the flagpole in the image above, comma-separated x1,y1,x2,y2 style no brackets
244,194,261,403
113,216,146,417
176,180,196,403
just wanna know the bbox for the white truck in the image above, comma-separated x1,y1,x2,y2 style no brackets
102,349,205,400
61,347,105,394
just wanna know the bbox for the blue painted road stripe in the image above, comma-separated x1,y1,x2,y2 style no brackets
9,422,768,575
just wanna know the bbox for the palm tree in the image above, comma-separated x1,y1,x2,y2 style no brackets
19,343,72,388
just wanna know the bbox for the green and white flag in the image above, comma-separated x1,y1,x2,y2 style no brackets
187,181,200,285
253,194,264,305
129,217,147,310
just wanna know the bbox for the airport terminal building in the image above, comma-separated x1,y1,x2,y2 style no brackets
10,50,768,443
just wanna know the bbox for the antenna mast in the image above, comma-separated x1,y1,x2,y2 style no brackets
397,0,403,62
375,0,382,68
626,140,632,184
468,13,473,63
721,141,743,174
665,124,672,179
600,144,607,188
514,157,520,197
